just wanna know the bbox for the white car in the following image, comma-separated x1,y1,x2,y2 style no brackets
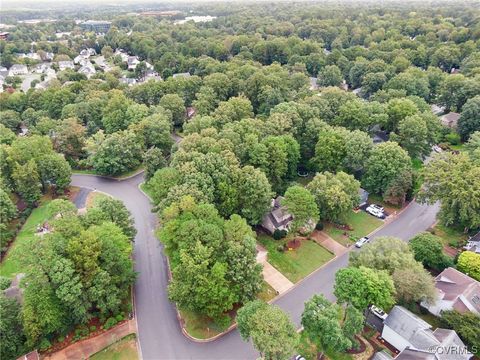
366,204,385,219
355,236,370,248
370,305,388,320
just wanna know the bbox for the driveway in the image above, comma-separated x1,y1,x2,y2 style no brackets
71,173,439,359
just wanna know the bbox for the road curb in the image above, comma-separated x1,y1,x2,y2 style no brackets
72,168,145,181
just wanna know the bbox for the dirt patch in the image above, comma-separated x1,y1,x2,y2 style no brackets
66,186,81,203
287,238,303,249
347,336,366,354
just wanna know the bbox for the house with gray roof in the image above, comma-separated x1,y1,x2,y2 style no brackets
261,196,293,235
9,64,28,76
463,231,480,254
380,306,472,360
441,112,460,128
58,60,74,71
423,267,480,316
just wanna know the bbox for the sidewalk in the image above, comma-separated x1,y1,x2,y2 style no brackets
310,230,348,256
43,320,137,360
256,244,293,295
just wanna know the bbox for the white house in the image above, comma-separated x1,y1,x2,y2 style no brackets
9,64,28,76
172,72,191,79
78,63,96,78
127,56,140,70
58,61,74,71
381,306,472,360
422,267,479,316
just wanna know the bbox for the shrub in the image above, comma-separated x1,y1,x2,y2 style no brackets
39,338,51,351
315,222,324,231
89,325,97,332
103,317,118,330
277,245,285,253
273,229,287,240
215,314,231,330
445,132,461,145
0,276,11,291
115,314,124,322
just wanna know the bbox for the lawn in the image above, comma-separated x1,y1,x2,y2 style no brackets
179,310,233,339
139,182,154,201
91,334,139,360
324,211,383,247
86,191,109,208
0,199,52,279
258,235,334,283
257,280,278,302
431,223,469,248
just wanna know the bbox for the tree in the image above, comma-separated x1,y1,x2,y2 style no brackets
282,186,318,233
312,127,346,173
307,171,360,223
131,113,173,153
143,147,166,181
237,300,299,360
350,236,417,273
393,115,430,158
383,170,413,206
456,251,480,281
12,160,41,206
159,94,186,127
318,65,343,87
386,98,418,132
458,96,480,141
0,295,26,360
90,131,143,176
334,266,396,310
0,124,16,145
440,311,480,352
343,130,374,173
0,110,21,131
301,294,363,352
418,152,480,230
0,188,16,225
168,242,235,322
90,196,136,240
146,167,181,207
392,264,436,305
52,118,87,162
465,131,480,164
363,142,412,195
37,154,72,194
409,232,453,271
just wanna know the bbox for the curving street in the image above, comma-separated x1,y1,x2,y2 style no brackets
72,173,440,360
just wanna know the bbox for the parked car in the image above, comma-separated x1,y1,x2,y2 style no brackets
366,204,385,219
355,236,370,248
295,355,306,360
370,305,388,320
432,145,443,153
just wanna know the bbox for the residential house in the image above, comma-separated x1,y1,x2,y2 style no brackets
441,112,460,128
32,63,51,74
261,196,293,235
359,188,369,207
25,52,41,61
186,106,197,120
58,61,74,71
127,56,140,70
80,20,111,33
0,31,9,40
80,48,96,57
172,72,191,79
423,267,480,316
42,52,54,61
309,77,318,90
78,63,96,78
120,77,137,86
464,231,480,254
431,104,445,115
381,306,472,360
114,49,129,62
9,64,28,76
352,87,363,96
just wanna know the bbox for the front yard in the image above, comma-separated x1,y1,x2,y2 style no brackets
257,235,334,283
0,199,52,279
91,334,139,360
430,223,469,249
324,211,383,247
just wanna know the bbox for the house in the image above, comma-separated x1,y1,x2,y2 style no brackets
423,267,480,316
172,72,191,79
80,20,111,33
186,106,197,120
17,349,40,360
352,87,362,96
120,77,137,86
451,68,460,75
381,306,472,359
78,63,96,78
58,61,74,71
127,56,140,70
114,49,129,62
372,129,389,144
42,52,54,61
309,77,318,90
359,188,369,207
441,112,460,128
431,104,445,115
32,63,51,74
0,31,9,40
261,197,294,235
464,231,480,254
9,64,28,76
25,52,41,60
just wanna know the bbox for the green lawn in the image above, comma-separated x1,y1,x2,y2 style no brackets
0,200,52,279
324,211,383,246
258,235,334,283
432,224,469,248
257,280,278,302
179,310,232,339
139,182,154,202
91,334,138,360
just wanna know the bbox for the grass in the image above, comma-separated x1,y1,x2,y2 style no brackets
324,211,383,246
450,143,465,152
86,191,109,208
431,223,469,248
73,166,143,180
257,235,334,283
180,310,232,339
90,334,138,360
139,182,154,201
257,280,278,302
0,199,52,279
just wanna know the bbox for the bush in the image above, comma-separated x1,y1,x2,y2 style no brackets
273,229,287,240
445,132,461,145
277,245,285,253
315,222,324,231
39,338,51,351
215,314,231,330
89,325,97,332
115,314,124,322
0,277,11,290
103,317,118,330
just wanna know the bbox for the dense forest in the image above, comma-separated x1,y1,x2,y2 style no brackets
1,1,479,359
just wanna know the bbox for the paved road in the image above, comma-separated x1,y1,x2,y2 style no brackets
71,173,439,360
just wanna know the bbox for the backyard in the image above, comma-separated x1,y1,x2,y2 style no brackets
257,234,334,283
91,334,139,360
0,198,52,279
324,211,383,247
